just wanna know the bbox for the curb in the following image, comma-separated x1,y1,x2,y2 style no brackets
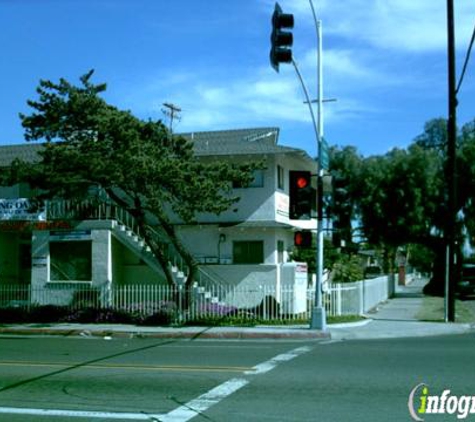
0,327,331,341
329,319,373,329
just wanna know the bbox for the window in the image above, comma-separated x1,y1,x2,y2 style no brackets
277,165,284,190
233,241,264,264
50,241,92,281
277,240,285,263
233,170,264,188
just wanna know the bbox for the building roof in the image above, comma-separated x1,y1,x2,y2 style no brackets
0,127,314,166
0,143,44,167
181,127,309,158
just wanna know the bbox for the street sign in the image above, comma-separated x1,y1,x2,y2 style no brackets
320,137,329,170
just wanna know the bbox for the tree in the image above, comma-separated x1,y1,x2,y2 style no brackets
327,130,446,276
360,145,444,247
327,145,364,250
324,117,475,294
7,71,260,288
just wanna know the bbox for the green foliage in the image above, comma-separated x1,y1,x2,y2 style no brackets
326,117,475,292
359,145,444,247
9,71,262,286
290,238,341,274
16,71,259,222
331,254,365,283
183,315,259,327
328,146,363,248
28,305,71,323
407,244,435,274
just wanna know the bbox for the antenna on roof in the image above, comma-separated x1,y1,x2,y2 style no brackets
162,102,182,136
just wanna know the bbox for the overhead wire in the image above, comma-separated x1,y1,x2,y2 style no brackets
456,20,475,94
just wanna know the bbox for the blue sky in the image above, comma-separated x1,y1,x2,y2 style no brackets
1,0,475,157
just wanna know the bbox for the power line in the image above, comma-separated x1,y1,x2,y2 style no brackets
456,21,475,94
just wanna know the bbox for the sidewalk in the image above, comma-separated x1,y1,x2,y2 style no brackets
0,278,473,341
328,277,475,340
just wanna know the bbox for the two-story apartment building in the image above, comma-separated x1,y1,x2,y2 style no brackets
0,127,316,300
175,128,316,290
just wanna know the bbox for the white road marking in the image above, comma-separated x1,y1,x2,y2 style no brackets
0,407,164,420
320,339,343,345
0,345,313,421
160,378,249,422
245,345,313,375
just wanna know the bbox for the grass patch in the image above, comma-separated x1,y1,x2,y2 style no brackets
416,297,475,323
182,315,259,327
327,315,367,324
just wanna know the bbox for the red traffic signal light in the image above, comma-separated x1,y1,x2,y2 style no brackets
289,170,314,220
294,231,312,248
296,176,308,189
270,2,294,73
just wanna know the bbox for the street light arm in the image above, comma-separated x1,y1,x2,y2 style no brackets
291,58,320,146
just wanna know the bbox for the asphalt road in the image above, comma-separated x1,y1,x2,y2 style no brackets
0,334,474,421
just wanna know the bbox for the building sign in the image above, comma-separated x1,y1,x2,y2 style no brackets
0,220,71,232
50,230,91,241
275,191,289,219
0,198,46,221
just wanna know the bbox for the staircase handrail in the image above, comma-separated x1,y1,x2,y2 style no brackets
46,195,230,289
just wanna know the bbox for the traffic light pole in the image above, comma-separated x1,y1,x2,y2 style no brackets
270,1,326,330
312,15,326,331
290,19,327,331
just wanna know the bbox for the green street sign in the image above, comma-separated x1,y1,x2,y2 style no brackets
320,137,329,170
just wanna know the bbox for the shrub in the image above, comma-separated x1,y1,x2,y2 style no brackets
116,300,178,318
197,303,238,317
252,295,280,318
331,254,365,282
183,314,258,327
28,305,70,323
138,310,174,326
0,307,28,323
61,307,137,324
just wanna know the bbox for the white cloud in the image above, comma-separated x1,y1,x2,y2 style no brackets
120,0,475,140
267,0,475,52
135,68,313,132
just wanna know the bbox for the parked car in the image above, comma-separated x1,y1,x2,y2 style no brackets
457,263,475,299
364,265,383,279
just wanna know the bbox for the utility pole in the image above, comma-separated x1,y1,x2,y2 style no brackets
310,5,326,331
445,0,457,322
162,102,181,135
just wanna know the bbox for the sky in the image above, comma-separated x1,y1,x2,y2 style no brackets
1,0,475,157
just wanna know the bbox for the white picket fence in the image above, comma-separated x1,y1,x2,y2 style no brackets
0,276,392,321
323,276,391,316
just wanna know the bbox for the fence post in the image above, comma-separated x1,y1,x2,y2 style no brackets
358,281,364,315
336,284,342,316
178,286,183,323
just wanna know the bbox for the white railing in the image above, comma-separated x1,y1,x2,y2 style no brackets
0,277,392,322
322,276,391,316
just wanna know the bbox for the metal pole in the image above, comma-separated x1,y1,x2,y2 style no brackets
446,0,457,322
310,17,327,330
290,57,325,330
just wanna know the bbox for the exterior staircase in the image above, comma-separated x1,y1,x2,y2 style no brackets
45,195,227,304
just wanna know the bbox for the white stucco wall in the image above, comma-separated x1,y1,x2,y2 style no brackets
176,225,295,265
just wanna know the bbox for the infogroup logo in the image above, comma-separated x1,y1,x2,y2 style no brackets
408,383,475,421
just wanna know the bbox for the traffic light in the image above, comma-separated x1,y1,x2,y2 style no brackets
289,170,314,220
270,2,294,73
294,231,312,248
331,176,350,247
